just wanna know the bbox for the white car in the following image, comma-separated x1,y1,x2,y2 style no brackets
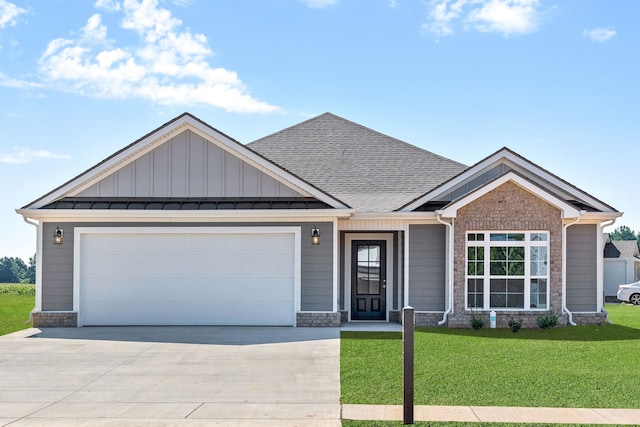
617,281,640,305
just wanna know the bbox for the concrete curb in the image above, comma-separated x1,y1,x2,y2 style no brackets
341,404,640,425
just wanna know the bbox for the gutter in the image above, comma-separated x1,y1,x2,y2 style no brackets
435,210,454,326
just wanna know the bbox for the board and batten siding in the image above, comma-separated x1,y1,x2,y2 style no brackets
40,221,334,313
408,224,446,311
76,130,304,198
566,224,598,312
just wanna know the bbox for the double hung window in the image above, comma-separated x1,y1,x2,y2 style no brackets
466,232,549,310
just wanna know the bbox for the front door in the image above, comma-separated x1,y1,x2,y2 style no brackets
351,240,386,320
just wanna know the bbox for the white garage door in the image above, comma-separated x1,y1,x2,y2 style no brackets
77,228,298,326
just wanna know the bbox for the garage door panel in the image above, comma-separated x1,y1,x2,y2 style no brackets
79,231,296,326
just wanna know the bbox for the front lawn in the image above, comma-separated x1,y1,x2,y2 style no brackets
341,304,640,408
0,283,35,336
342,422,627,427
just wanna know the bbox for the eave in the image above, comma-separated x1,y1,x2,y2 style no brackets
16,208,355,222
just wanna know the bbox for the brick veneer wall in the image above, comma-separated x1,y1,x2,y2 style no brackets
32,312,78,327
296,312,341,327
448,181,564,328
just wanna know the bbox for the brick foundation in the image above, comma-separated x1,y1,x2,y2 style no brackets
32,312,78,327
413,312,445,327
296,312,341,327
571,312,607,325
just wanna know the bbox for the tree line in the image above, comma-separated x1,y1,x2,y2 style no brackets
0,255,36,284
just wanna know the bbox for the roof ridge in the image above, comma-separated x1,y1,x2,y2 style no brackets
249,112,466,169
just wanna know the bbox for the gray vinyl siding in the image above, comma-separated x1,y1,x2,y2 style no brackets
77,130,304,198
408,224,446,311
41,221,334,313
566,224,598,311
41,225,74,310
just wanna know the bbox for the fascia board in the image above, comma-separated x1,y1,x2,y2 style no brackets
25,115,349,210
16,208,355,222
571,211,623,223
439,172,581,219
349,212,438,220
401,149,615,213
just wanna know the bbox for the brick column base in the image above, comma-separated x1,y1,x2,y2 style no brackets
32,312,78,327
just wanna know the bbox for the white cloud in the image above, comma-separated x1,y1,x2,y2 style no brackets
424,0,541,37
39,0,279,113
0,147,70,164
302,0,338,9
0,71,41,89
583,28,616,42
0,0,27,29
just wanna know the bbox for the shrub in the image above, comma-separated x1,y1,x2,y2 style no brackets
0,284,36,296
470,316,485,330
537,314,558,329
508,318,522,332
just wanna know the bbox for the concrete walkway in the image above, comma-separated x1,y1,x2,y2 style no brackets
0,326,341,426
342,404,640,425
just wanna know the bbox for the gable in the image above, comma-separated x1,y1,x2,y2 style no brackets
438,172,580,219
402,147,618,214
22,113,350,210
75,130,303,199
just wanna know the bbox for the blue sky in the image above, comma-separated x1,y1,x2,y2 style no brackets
1,0,638,261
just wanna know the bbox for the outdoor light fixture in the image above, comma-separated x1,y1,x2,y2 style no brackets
311,227,320,245
53,227,63,245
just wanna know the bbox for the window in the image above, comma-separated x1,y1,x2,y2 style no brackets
466,231,549,310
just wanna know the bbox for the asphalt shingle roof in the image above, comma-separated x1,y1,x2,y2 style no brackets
248,113,467,212
604,239,640,259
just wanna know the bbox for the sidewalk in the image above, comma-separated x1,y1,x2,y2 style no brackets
342,404,640,425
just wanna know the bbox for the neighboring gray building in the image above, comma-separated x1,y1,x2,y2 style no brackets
604,234,640,300
17,113,622,328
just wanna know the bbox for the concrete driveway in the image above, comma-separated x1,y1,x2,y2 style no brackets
0,326,341,426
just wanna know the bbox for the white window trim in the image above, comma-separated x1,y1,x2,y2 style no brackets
465,231,550,312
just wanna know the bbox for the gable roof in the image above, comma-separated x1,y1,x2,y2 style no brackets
604,236,640,259
22,113,349,211
248,113,467,212
400,147,619,214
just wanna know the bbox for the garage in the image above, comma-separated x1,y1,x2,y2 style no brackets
75,227,300,326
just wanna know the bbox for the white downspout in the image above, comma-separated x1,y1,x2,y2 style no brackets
563,214,584,326
21,216,40,323
436,211,454,326
599,218,617,324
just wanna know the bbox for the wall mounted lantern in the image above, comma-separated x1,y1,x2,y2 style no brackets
53,227,63,245
311,227,320,245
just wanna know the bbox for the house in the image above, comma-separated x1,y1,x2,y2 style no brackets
17,112,622,328
603,234,640,300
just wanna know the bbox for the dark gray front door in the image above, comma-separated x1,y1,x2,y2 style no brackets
351,240,386,320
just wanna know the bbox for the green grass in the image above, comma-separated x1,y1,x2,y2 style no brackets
342,422,635,427
341,304,640,408
0,283,35,336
